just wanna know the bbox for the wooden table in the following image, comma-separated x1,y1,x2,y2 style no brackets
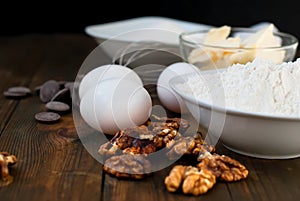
0,34,300,201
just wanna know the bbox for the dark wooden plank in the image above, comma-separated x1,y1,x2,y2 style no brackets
0,35,47,133
217,143,300,201
0,34,103,201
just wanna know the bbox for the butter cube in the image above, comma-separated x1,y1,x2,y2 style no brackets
241,24,281,48
203,25,231,45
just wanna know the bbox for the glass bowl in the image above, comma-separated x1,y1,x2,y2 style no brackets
179,27,298,70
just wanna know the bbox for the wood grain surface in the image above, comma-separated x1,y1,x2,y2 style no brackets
0,34,299,201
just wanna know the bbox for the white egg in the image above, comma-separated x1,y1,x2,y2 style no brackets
80,78,152,135
79,64,143,99
157,62,198,113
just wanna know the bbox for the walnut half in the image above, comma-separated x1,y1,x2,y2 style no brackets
164,165,216,196
0,152,17,185
164,165,197,192
182,169,216,196
197,154,248,182
166,133,215,160
103,154,151,179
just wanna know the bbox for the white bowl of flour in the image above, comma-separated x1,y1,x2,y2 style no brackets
170,58,300,159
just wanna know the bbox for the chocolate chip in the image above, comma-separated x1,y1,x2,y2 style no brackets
8,86,31,94
39,80,60,103
45,101,70,112
3,91,27,99
35,112,61,123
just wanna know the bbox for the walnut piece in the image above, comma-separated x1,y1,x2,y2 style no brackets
197,154,248,182
164,165,185,192
182,169,216,196
149,115,190,131
166,133,215,160
103,154,151,179
165,165,185,192
98,116,189,156
164,165,216,196
98,141,120,158
0,152,17,185
0,154,9,180
164,165,199,192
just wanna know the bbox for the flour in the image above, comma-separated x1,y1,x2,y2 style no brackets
177,58,300,117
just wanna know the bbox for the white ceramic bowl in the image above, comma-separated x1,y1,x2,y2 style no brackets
85,16,211,58
85,17,211,46
84,17,212,84
169,71,300,159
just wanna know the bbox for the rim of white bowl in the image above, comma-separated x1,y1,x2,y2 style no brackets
169,72,300,121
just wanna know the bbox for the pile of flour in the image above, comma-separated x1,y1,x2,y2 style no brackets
177,58,300,117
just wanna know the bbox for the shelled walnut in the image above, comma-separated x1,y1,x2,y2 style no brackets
98,116,190,156
103,154,151,179
164,165,195,192
182,169,216,196
0,152,17,185
148,115,190,130
166,133,215,160
164,165,216,196
98,141,120,158
197,154,248,182
165,153,249,196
